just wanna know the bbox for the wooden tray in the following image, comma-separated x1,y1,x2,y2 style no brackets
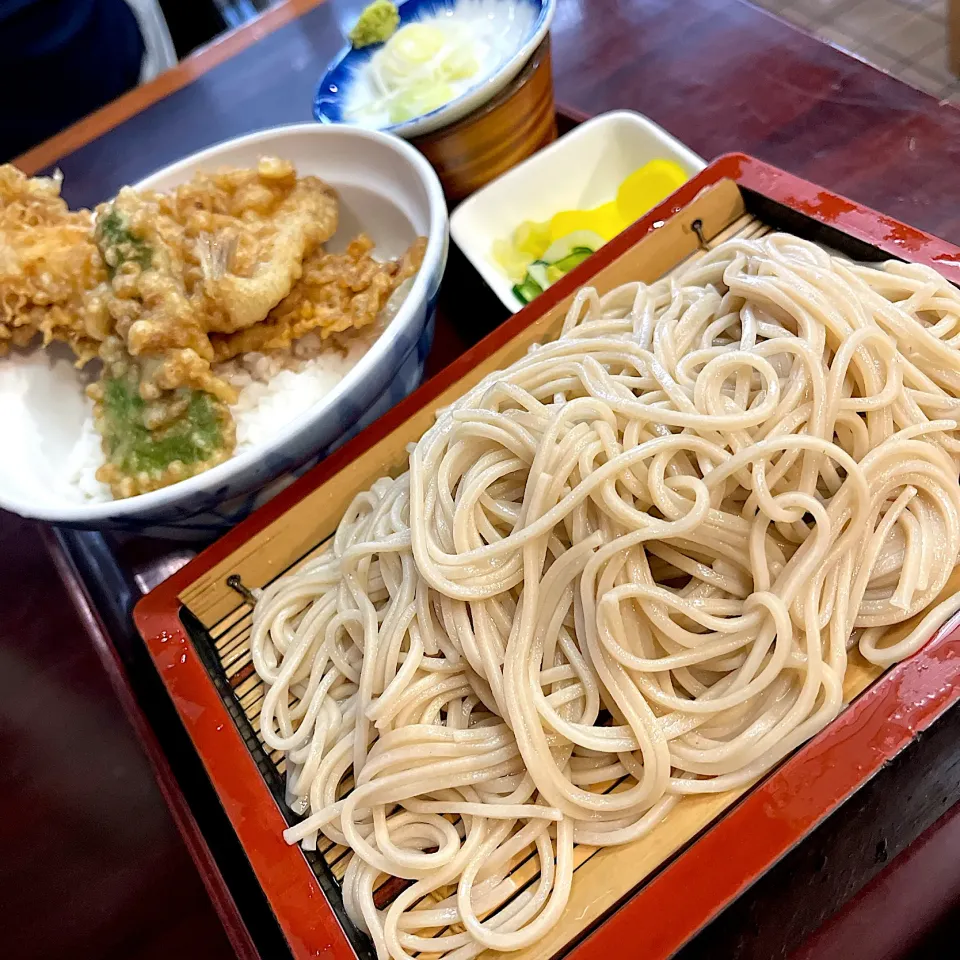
134,154,960,960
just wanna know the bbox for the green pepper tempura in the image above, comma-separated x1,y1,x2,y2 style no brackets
89,193,238,498
95,206,152,278
89,345,236,499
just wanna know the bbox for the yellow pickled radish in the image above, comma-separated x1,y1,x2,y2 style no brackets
616,159,689,224
492,239,533,282
550,201,625,243
492,160,692,288
513,220,552,258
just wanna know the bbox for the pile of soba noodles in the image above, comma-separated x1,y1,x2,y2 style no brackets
251,232,960,960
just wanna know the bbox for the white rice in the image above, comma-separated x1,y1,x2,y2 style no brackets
66,412,113,502
227,337,370,451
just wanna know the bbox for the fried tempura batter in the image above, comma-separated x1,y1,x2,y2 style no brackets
90,337,237,499
210,234,426,362
198,176,340,333
95,158,339,368
129,158,339,332
95,189,215,366
0,166,106,361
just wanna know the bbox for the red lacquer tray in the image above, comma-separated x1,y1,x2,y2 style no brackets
134,154,960,960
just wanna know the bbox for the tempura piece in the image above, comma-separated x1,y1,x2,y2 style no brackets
92,157,340,388
0,165,106,361
95,189,217,367
89,189,238,497
209,234,426,362
155,156,316,230
89,338,236,499
199,174,339,332
143,157,339,333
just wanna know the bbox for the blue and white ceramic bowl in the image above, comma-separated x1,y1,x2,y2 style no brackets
0,124,448,539
315,0,555,140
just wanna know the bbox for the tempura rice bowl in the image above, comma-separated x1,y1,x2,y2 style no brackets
0,124,447,538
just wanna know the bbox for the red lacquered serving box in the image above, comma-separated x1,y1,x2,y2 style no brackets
134,154,960,960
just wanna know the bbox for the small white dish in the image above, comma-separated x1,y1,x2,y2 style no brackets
0,123,448,538
450,110,706,312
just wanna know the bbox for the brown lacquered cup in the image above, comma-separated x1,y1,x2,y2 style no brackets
410,37,557,205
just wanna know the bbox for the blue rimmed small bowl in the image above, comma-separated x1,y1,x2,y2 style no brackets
315,0,555,140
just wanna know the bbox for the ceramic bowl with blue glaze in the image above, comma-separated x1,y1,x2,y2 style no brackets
315,0,556,140
0,124,447,539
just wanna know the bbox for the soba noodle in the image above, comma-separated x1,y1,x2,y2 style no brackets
251,232,960,960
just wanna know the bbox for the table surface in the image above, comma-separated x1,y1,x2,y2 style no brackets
5,0,960,957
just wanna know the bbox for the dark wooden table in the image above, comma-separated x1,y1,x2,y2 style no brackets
5,1,960,957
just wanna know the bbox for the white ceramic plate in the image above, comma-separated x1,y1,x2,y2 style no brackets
0,123,448,537
450,110,706,312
